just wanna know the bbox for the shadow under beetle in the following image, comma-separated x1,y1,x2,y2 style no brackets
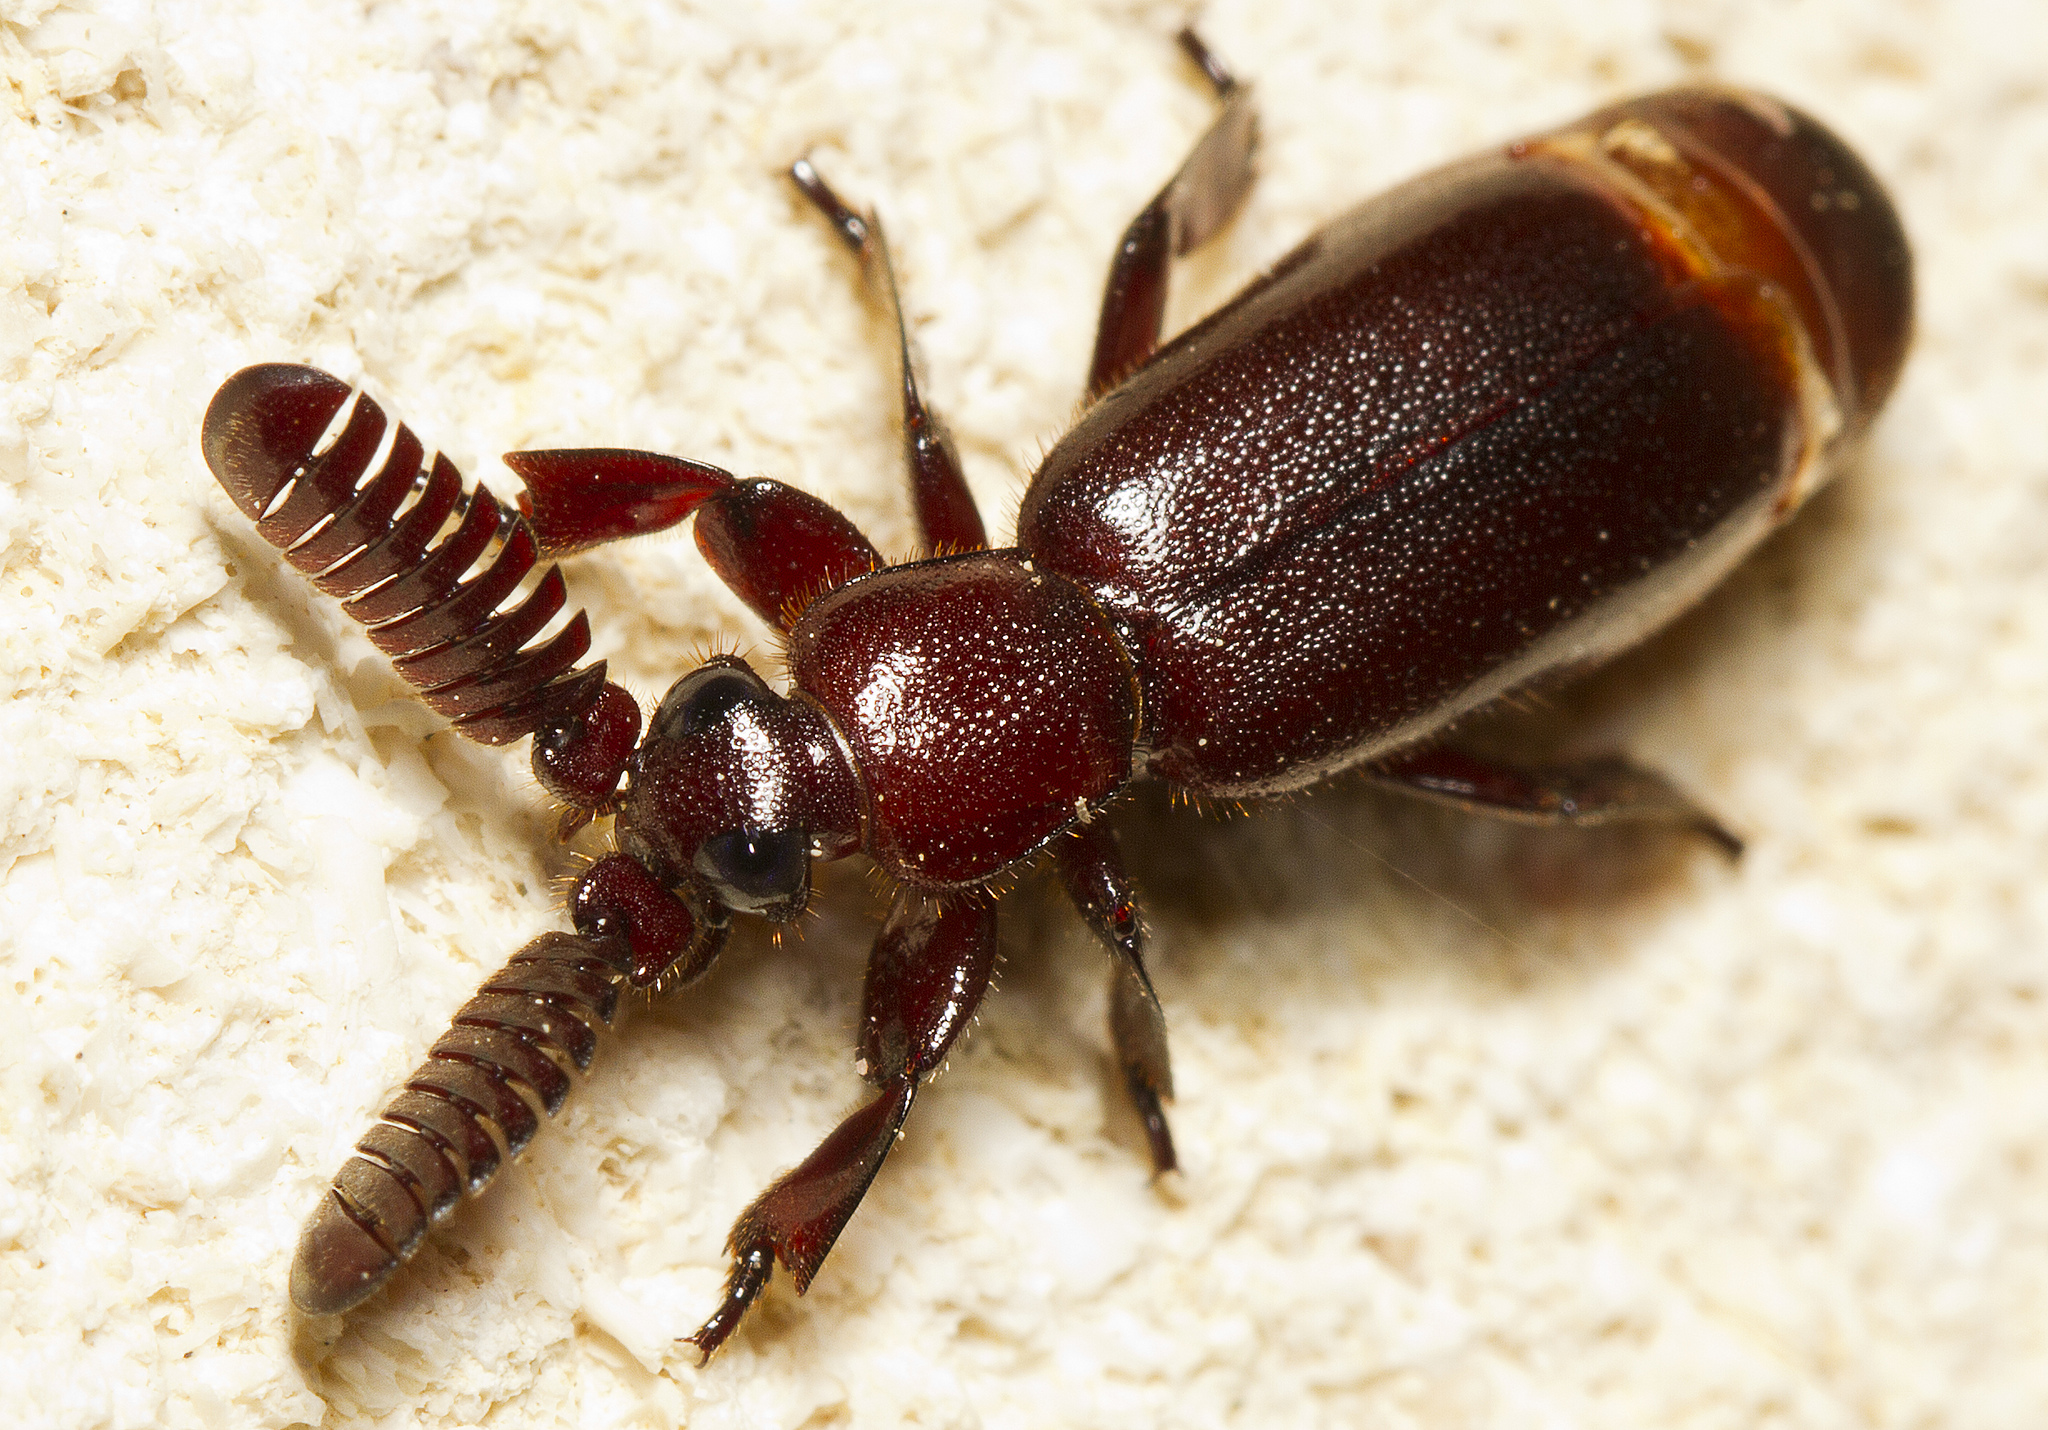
199,32,1911,1358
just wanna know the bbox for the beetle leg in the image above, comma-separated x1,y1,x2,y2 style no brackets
687,888,998,1361
572,851,729,990
1086,28,1259,398
1366,745,1744,858
691,477,883,631
789,158,988,555
1056,825,1176,1173
496,445,732,559
507,448,881,633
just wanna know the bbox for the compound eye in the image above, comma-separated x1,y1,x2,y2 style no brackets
652,660,771,743
694,827,810,914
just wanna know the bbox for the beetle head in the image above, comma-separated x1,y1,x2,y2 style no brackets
618,656,862,925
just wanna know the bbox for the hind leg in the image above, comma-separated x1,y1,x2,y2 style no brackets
1368,745,1744,857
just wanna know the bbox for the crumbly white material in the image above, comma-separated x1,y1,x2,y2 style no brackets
3,0,2044,1425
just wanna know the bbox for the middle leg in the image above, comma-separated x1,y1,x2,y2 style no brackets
1057,824,1177,1174
790,159,989,555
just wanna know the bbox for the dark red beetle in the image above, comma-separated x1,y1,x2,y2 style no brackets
200,33,1910,1358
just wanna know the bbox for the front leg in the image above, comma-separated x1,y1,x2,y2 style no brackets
688,888,998,1360
203,367,879,831
506,450,880,632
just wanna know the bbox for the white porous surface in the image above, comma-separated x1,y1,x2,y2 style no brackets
4,0,2045,1425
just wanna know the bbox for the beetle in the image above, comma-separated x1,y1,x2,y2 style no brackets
199,30,1910,1358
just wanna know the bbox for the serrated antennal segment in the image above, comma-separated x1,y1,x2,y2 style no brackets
202,363,606,745
288,931,632,1317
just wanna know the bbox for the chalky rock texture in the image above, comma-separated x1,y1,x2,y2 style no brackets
3,3,2045,1428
